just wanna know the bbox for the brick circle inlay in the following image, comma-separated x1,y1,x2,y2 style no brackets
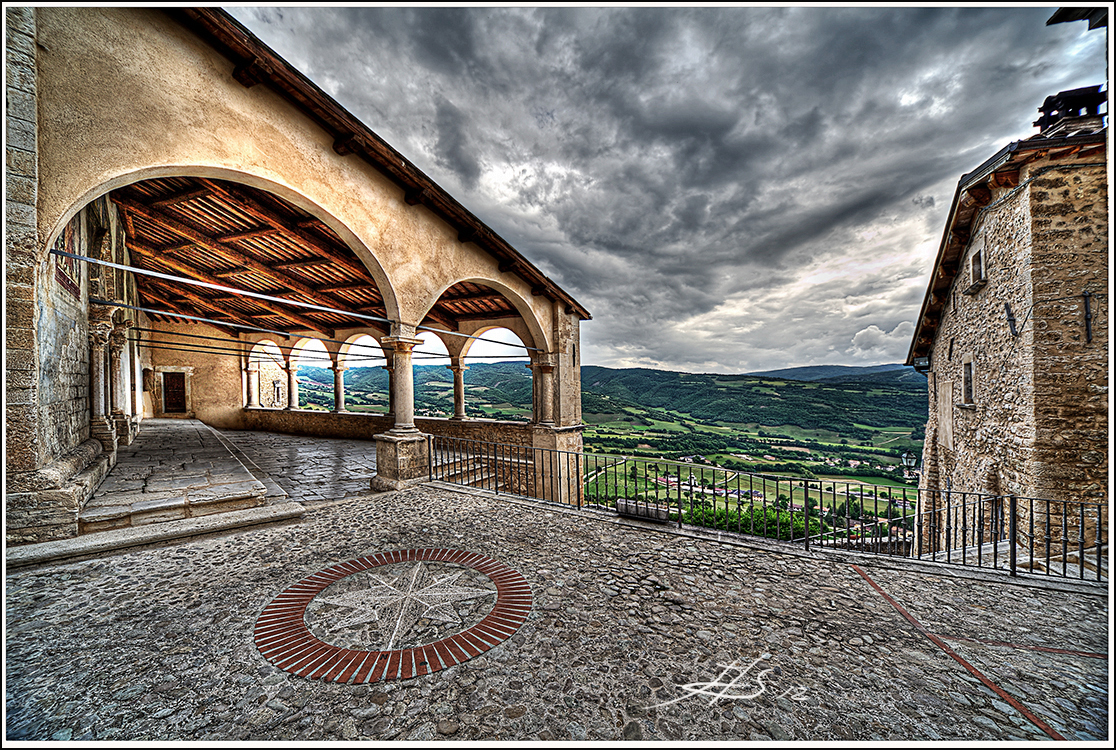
254,549,532,683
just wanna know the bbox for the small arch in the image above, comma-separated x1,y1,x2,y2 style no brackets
291,337,332,369
460,326,531,363
290,338,332,410
414,331,451,367
418,278,548,354
336,334,388,414
339,333,386,369
249,340,287,408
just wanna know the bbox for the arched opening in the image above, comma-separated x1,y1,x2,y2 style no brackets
414,332,452,418
416,280,547,424
291,338,332,410
249,340,287,409
460,327,532,422
338,334,388,414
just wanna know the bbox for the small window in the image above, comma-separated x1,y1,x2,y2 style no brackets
971,247,986,283
961,356,976,404
963,238,988,295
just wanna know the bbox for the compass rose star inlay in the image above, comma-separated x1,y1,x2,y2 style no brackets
315,562,496,650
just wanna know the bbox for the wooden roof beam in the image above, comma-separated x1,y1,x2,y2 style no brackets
418,307,460,331
438,289,511,303
151,187,210,209
129,241,334,336
113,195,355,315
144,280,259,332
196,179,374,279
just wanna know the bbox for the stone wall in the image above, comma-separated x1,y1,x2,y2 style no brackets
241,407,537,447
922,172,1037,498
38,208,92,459
6,6,41,475
1027,163,1108,507
921,155,1108,528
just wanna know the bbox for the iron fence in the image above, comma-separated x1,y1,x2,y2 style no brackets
427,436,1107,581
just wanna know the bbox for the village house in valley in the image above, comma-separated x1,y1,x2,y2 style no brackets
5,7,589,545
907,85,1108,562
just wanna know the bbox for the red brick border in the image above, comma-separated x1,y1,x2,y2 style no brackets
254,549,531,683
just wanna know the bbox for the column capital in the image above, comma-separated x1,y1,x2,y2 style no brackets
446,363,469,373
381,335,423,353
89,321,113,346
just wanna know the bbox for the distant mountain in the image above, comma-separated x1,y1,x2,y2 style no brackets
581,364,926,433
745,363,909,381
299,361,927,434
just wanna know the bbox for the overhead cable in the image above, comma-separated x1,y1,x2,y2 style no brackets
62,250,544,352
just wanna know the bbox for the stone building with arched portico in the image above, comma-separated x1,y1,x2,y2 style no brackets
5,7,590,545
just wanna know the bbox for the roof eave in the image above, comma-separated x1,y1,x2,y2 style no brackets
166,8,592,322
905,131,1107,365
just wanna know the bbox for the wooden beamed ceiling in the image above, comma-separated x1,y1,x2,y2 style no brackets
111,177,522,339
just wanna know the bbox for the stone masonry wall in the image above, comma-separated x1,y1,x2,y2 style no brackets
241,408,536,447
6,6,42,475
1027,162,1108,509
922,173,1037,498
38,208,91,458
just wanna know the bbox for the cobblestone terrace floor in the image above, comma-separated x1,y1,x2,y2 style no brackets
5,432,1110,743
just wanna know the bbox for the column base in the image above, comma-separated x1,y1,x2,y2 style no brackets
371,431,429,491
112,413,137,446
90,417,118,455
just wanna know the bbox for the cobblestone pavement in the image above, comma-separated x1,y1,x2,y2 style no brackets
6,481,1109,742
214,429,378,504
80,420,266,530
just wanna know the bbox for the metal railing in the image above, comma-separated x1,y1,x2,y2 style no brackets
427,436,1107,581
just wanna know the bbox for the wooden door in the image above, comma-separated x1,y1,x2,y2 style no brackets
163,372,186,413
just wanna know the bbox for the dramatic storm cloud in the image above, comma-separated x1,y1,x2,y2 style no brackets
229,6,1106,373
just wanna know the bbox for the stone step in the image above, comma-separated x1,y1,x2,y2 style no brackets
79,480,268,534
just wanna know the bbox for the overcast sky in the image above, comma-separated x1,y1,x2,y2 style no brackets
229,5,1107,374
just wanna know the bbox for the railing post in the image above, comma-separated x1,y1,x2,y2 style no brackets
1008,495,1018,577
803,480,810,552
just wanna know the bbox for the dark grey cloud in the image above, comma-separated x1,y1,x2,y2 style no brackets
230,6,1106,372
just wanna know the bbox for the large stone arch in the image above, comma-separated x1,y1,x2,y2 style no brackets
42,166,402,326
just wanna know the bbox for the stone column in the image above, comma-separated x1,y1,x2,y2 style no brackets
381,336,422,432
531,361,556,426
333,363,348,413
526,363,540,424
372,333,429,492
448,358,468,420
383,362,395,419
246,364,260,408
89,322,117,452
285,363,299,410
109,330,126,416
108,323,135,445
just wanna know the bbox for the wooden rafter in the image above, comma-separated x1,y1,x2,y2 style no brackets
112,194,356,315
144,277,267,331
129,241,334,336
197,179,374,280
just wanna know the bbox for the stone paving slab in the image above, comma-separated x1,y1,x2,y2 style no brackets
214,428,377,503
80,420,267,531
5,484,1107,742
